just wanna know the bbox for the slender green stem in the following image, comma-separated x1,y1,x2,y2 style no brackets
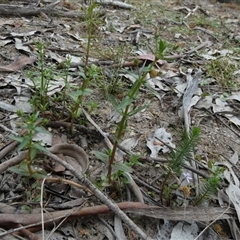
26,148,33,175
69,1,95,129
85,21,92,74
26,131,34,175
40,49,44,105
159,170,171,204
107,106,129,182
107,64,154,183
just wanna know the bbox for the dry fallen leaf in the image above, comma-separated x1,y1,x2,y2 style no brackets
0,56,36,72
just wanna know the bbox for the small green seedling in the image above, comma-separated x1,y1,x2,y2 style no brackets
194,166,223,205
9,111,49,178
160,127,201,204
93,150,143,188
28,42,54,111
207,57,239,88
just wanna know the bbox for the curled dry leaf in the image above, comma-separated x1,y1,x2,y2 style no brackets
147,128,175,158
47,134,66,172
0,56,36,72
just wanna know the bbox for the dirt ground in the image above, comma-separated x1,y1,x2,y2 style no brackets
1,0,240,239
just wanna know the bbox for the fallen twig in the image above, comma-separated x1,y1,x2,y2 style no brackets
0,202,154,239
0,2,100,18
95,0,135,10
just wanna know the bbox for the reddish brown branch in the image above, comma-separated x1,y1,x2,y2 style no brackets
0,202,151,234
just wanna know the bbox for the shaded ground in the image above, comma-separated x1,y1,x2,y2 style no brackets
1,0,240,239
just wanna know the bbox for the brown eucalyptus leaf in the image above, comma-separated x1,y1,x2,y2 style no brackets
0,56,36,72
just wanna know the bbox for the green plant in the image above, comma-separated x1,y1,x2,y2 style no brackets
93,62,152,186
156,37,167,59
93,149,132,187
9,111,49,178
194,166,223,205
106,66,152,183
148,33,167,60
92,71,126,97
85,100,99,114
69,1,100,127
28,42,54,111
94,36,170,184
68,65,101,123
206,57,239,88
89,44,131,97
127,154,144,168
93,150,143,188
60,56,72,118
160,126,201,204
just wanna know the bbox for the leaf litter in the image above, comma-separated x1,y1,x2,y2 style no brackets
1,0,240,239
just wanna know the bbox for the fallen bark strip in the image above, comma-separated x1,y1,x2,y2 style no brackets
0,202,234,236
126,205,235,222
95,0,135,9
0,3,84,18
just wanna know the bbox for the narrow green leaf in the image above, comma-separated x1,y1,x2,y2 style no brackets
108,95,119,112
31,170,48,179
82,88,93,96
168,126,201,173
114,161,132,173
18,137,30,151
78,71,87,79
9,162,31,177
128,104,149,116
93,150,109,164
159,39,167,53
117,96,132,112
9,135,24,143
68,90,83,102
75,108,82,118
30,147,38,160
35,126,49,134
32,143,49,153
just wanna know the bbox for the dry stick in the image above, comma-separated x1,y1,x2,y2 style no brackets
45,208,79,240
95,0,135,10
0,214,71,238
45,177,92,194
0,202,156,238
41,179,87,240
0,141,21,161
43,150,153,240
40,178,46,240
0,123,18,135
193,26,220,42
81,108,112,148
16,224,40,240
109,135,210,178
193,204,231,240
207,109,240,138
